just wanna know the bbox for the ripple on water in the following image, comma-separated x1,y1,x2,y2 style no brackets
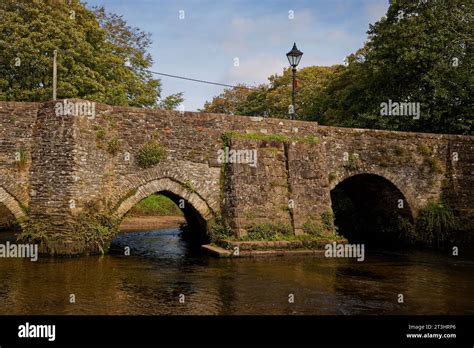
0,228,473,314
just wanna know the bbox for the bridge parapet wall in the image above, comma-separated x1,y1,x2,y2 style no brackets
0,100,472,254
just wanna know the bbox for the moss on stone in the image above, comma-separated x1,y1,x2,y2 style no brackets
244,223,293,240
106,137,122,155
222,131,320,145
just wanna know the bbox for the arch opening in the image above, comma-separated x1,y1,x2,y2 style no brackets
0,202,19,232
0,186,25,239
116,180,212,245
330,174,414,249
152,190,209,244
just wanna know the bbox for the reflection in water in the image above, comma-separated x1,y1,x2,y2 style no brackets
0,228,472,315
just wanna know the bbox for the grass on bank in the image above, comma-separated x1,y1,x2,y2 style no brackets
127,194,183,217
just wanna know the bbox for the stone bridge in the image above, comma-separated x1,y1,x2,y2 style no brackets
0,100,472,254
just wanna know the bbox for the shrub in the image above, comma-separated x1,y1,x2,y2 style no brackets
302,222,324,237
74,202,119,255
417,143,431,156
137,140,166,168
184,180,195,193
208,216,233,243
107,137,122,155
343,153,359,170
15,148,28,171
426,157,443,174
96,127,106,141
321,210,336,233
17,220,49,245
416,202,457,248
246,223,292,240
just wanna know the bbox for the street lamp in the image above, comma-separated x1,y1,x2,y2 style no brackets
286,42,303,120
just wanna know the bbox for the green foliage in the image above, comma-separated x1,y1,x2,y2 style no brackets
17,220,49,245
245,223,292,240
319,0,472,135
96,127,106,141
106,137,122,155
305,135,320,145
426,157,443,174
74,202,118,255
201,84,254,115
137,139,166,168
15,148,28,171
321,210,336,233
343,153,359,170
202,1,472,135
303,211,336,237
208,216,233,243
416,202,457,248
220,132,231,147
417,143,443,173
158,92,185,110
201,66,339,120
183,180,195,193
0,1,181,107
127,194,183,217
222,131,319,145
328,171,337,182
417,143,432,156
396,216,417,246
302,222,323,237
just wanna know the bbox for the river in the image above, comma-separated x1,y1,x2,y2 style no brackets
0,228,472,315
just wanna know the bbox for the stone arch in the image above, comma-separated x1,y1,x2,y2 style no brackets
0,186,27,228
329,169,418,218
113,177,215,225
330,172,414,248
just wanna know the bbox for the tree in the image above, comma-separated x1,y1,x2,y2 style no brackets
201,66,339,120
200,84,252,114
0,0,182,108
201,0,472,135
158,92,184,110
321,0,473,134
264,66,340,120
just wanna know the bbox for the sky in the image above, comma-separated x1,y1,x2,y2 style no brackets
84,0,389,111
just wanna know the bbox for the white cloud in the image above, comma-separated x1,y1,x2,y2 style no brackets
222,10,315,54
223,54,286,85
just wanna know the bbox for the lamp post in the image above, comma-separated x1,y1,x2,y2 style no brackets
286,43,303,120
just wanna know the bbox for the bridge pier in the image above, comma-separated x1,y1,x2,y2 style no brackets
222,135,336,238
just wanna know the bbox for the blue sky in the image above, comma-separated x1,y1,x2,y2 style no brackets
84,0,389,111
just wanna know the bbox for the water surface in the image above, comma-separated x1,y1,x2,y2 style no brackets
0,228,472,315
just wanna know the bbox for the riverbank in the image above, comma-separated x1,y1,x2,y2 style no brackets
119,216,185,232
